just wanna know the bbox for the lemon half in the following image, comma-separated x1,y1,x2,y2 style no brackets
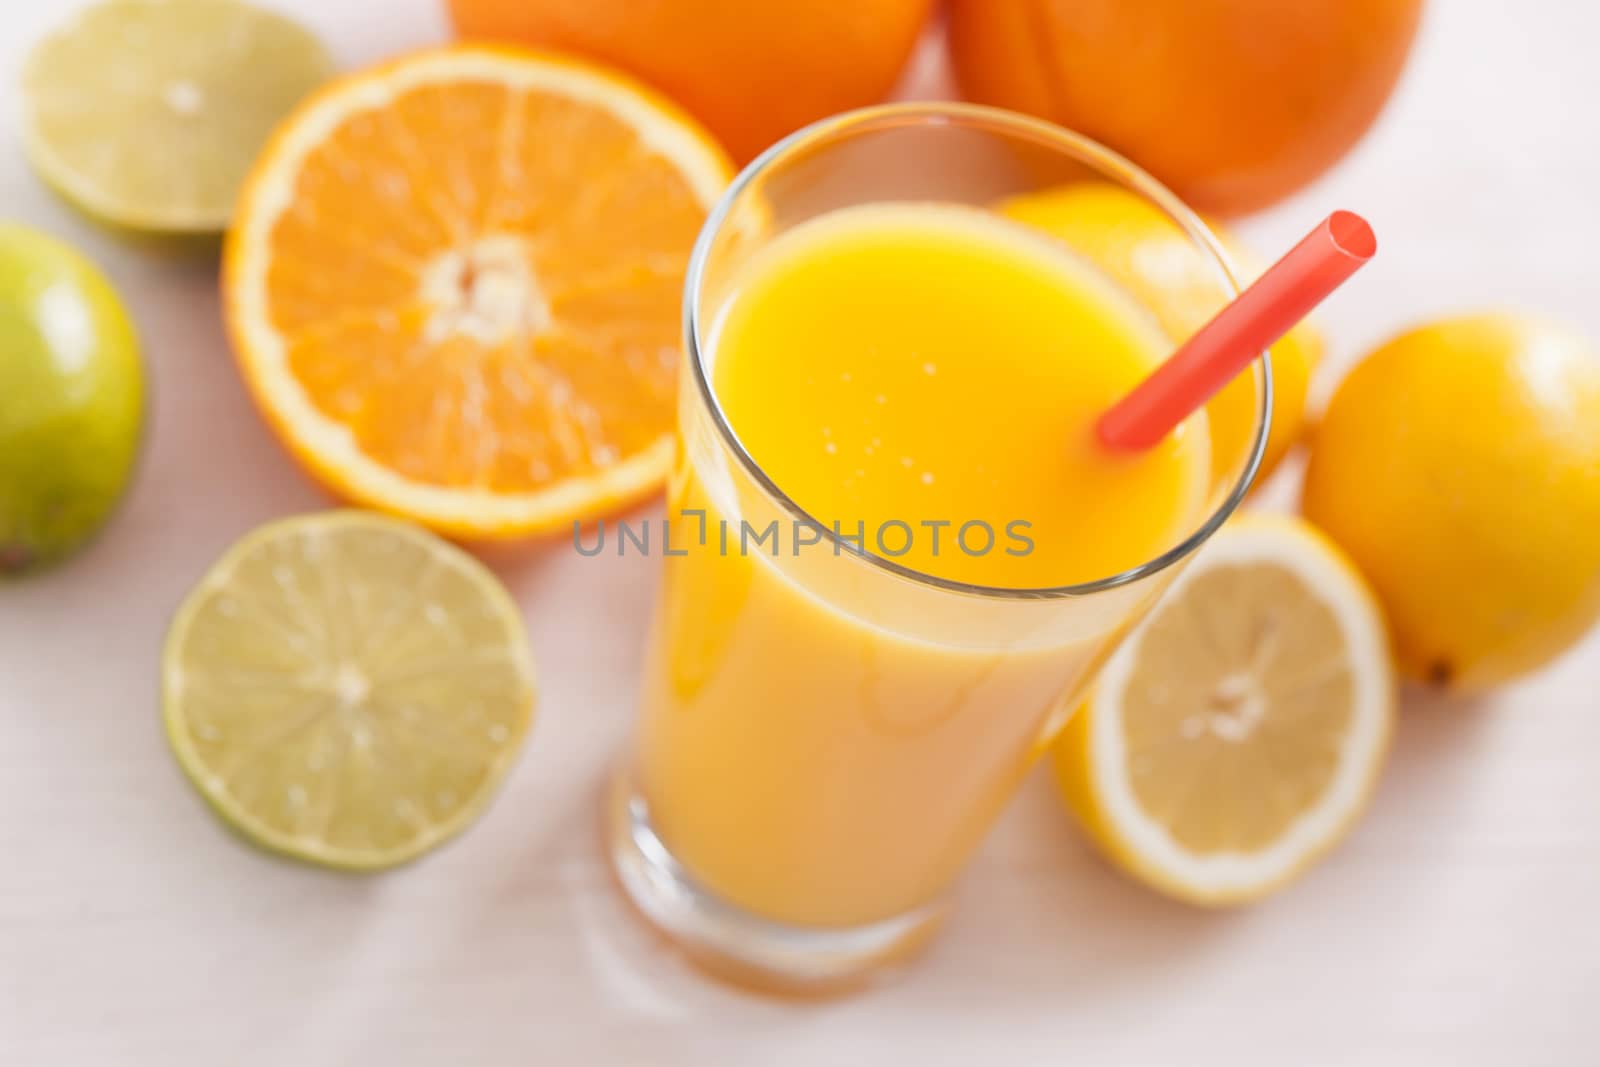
1055,515,1394,905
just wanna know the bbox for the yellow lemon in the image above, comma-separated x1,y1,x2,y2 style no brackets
999,182,1322,486
1303,314,1600,689
1055,514,1395,905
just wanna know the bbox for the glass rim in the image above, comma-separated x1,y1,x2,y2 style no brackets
682,101,1272,602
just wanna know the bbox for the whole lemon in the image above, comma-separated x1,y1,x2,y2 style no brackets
0,225,144,576
1000,183,1321,487
1302,315,1600,689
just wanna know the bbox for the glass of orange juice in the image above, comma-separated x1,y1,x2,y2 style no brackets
606,104,1270,991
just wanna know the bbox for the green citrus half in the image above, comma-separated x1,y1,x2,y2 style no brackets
20,0,334,232
163,511,538,870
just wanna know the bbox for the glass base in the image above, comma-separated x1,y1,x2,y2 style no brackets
604,767,946,994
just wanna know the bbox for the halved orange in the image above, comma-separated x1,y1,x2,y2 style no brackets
224,45,733,538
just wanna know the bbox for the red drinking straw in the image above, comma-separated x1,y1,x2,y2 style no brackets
1097,210,1376,451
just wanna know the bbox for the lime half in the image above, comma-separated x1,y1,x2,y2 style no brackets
20,0,334,232
163,512,537,870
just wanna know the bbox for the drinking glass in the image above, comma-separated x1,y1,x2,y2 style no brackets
606,103,1270,991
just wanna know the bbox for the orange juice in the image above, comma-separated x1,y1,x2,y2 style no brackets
635,202,1210,928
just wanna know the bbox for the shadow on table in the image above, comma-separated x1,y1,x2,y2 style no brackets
907,680,1506,1004
401,637,1516,1033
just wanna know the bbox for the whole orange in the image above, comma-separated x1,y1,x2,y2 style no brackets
446,0,934,163
947,0,1424,216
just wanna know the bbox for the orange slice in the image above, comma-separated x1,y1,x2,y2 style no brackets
224,46,732,538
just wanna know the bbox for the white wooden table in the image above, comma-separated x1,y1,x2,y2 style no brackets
3,2,1596,1062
